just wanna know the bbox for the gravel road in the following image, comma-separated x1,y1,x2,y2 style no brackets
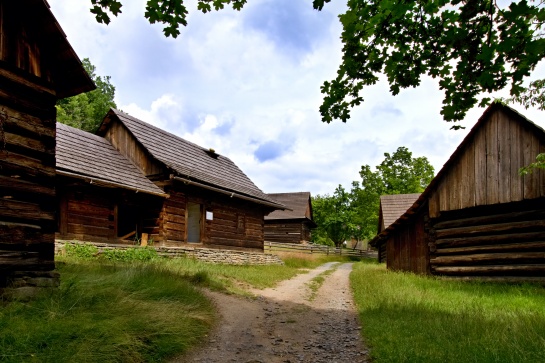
177,262,369,363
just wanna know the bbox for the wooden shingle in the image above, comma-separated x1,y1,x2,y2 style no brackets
379,194,421,231
56,123,166,196
266,192,314,224
100,109,282,207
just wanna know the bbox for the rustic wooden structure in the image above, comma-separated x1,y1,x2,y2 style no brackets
0,0,95,290
371,104,545,282
376,193,420,263
96,109,285,251
56,123,167,242
264,192,316,244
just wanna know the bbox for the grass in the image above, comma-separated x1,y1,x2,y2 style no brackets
0,258,215,363
0,251,350,362
350,261,545,363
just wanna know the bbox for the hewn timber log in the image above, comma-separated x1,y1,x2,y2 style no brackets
431,252,545,266
435,231,545,248
440,276,545,284
435,220,545,239
436,241,545,255
433,264,545,275
433,209,545,229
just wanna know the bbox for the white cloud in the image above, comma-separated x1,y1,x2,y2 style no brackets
49,0,545,197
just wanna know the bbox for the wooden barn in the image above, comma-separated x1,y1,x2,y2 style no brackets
264,192,316,244
56,123,167,243
376,193,420,264
371,103,545,282
0,0,95,291
96,109,285,251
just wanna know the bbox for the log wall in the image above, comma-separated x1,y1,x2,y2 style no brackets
384,207,429,274
156,184,267,251
429,198,545,281
57,183,164,244
0,63,57,288
429,109,545,218
57,186,116,242
264,221,311,244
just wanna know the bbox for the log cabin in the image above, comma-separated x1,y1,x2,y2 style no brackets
370,103,545,282
0,0,95,291
56,123,167,243
376,193,420,263
96,109,285,252
264,192,316,244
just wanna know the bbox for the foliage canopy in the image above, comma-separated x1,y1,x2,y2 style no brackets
312,146,434,246
56,58,117,132
89,0,545,127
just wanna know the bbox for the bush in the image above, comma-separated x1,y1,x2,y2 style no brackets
101,247,159,262
64,243,99,259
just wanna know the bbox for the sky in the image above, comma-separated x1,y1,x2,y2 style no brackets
48,0,545,197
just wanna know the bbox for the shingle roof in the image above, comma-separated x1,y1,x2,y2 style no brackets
379,194,421,231
266,192,314,222
104,109,283,207
56,122,166,196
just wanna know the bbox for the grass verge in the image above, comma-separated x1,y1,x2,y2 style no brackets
350,261,545,363
0,258,215,363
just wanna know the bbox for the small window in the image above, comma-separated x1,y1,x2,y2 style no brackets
206,210,213,220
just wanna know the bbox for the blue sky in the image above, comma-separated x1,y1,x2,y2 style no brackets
49,0,545,196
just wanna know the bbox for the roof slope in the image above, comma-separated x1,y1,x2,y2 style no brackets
379,194,421,231
103,109,282,207
56,123,166,196
371,102,545,246
266,192,315,225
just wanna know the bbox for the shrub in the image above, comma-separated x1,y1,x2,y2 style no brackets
64,243,98,259
101,247,159,262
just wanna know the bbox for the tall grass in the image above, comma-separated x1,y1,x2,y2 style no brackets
351,261,545,363
0,258,214,363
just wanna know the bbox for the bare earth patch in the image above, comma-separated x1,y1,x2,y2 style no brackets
177,262,369,363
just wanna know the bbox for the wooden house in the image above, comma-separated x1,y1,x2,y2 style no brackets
0,0,95,291
264,192,316,244
56,123,167,243
96,109,285,252
376,193,420,263
371,103,545,282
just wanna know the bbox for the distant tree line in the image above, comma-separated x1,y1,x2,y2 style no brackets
312,146,434,248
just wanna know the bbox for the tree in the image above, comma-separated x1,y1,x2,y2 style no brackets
89,0,545,127
312,147,434,245
351,146,434,241
56,58,116,132
312,185,354,248
321,0,545,127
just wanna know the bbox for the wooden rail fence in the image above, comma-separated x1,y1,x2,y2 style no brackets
264,241,377,258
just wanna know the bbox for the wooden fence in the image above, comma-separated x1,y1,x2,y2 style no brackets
264,241,377,258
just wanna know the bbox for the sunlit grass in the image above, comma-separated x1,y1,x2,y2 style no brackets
350,261,545,363
0,258,215,363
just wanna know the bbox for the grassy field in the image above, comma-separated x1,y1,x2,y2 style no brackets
0,249,351,362
351,260,545,363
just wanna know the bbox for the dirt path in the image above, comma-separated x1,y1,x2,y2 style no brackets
177,262,369,363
